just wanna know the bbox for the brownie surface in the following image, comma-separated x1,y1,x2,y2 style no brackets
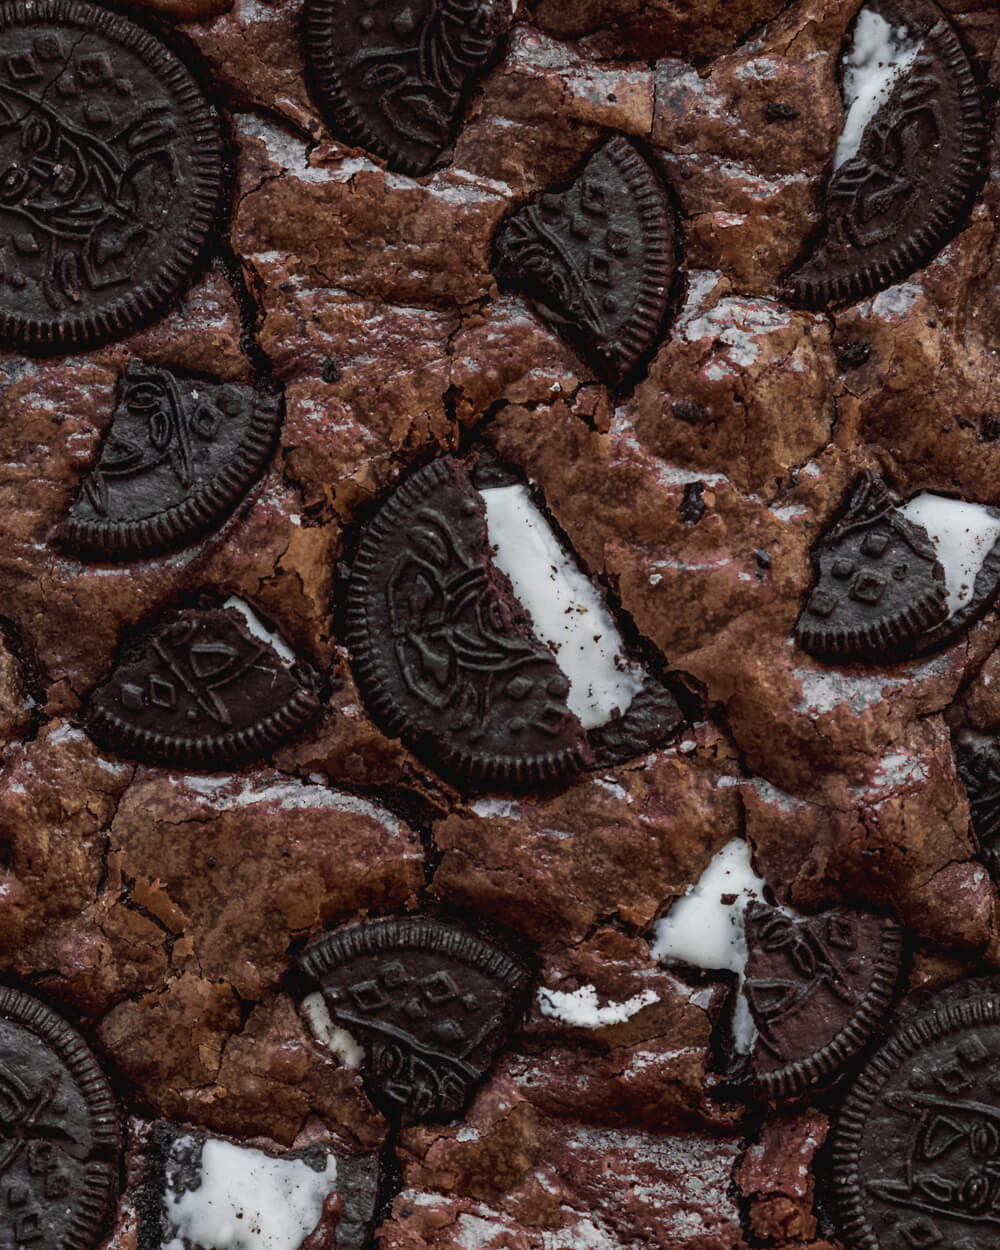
1,0,1000,1248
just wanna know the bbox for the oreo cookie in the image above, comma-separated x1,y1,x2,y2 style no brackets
833,987,1000,1250
86,599,321,765
63,362,282,559
345,456,593,789
139,1124,377,1250
298,915,529,1122
784,0,984,305
744,903,902,1101
0,0,223,349
795,472,947,660
493,135,680,391
0,986,120,1250
955,732,1000,878
797,473,1000,661
303,0,511,175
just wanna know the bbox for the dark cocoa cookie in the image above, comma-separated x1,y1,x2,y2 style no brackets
62,362,282,559
493,135,679,391
298,915,529,1122
795,472,947,660
743,903,903,1101
587,682,685,767
303,0,511,176
0,986,120,1250
86,600,321,765
784,0,984,305
0,0,223,349
955,732,1000,876
139,1123,378,1250
834,989,1000,1250
345,456,592,789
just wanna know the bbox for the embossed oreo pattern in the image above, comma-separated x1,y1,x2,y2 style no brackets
64,362,282,559
493,136,679,391
86,604,321,765
345,457,592,788
304,0,511,176
299,916,529,1121
784,0,984,305
834,993,1000,1250
0,987,120,1250
0,0,222,349
795,472,948,660
744,904,902,1100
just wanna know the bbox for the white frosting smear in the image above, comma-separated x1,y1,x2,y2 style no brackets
899,494,1000,617
162,1139,337,1250
300,991,364,1069
481,484,644,730
651,838,772,1052
536,983,659,1028
223,596,297,666
834,10,921,169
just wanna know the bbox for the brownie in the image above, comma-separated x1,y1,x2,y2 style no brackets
1,0,1000,1248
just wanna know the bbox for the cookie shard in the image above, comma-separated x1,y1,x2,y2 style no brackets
86,603,321,766
345,456,592,789
744,903,903,1101
833,990,1000,1250
783,0,985,306
303,0,511,176
0,986,120,1250
587,682,685,767
0,0,223,349
298,915,529,1122
492,135,679,391
63,363,282,559
794,471,948,660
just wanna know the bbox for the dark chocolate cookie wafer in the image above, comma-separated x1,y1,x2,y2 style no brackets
744,903,902,1101
0,986,120,1250
784,0,984,306
86,601,321,765
833,989,1000,1250
345,456,592,789
299,916,529,1121
303,0,511,176
0,0,223,350
493,136,679,391
795,472,947,660
63,362,282,559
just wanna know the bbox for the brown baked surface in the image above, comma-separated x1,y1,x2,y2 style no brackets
1,0,999,1247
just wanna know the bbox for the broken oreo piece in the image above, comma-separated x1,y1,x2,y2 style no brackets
0,986,120,1250
345,456,593,789
0,0,223,349
833,987,1000,1250
63,363,282,559
141,1123,378,1250
783,0,985,306
955,732,1000,879
587,683,685,767
298,915,529,1122
86,599,321,765
744,903,902,1101
493,135,680,391
795,471,948,660
303,0,511,176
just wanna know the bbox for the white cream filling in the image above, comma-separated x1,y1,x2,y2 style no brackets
899,494,1000,618
162,1139,337,1250
300,992,364,1069
481,484,644,730
536,983,659,1029
223,596,297,666
834,10,921,169
651,838,776,1053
